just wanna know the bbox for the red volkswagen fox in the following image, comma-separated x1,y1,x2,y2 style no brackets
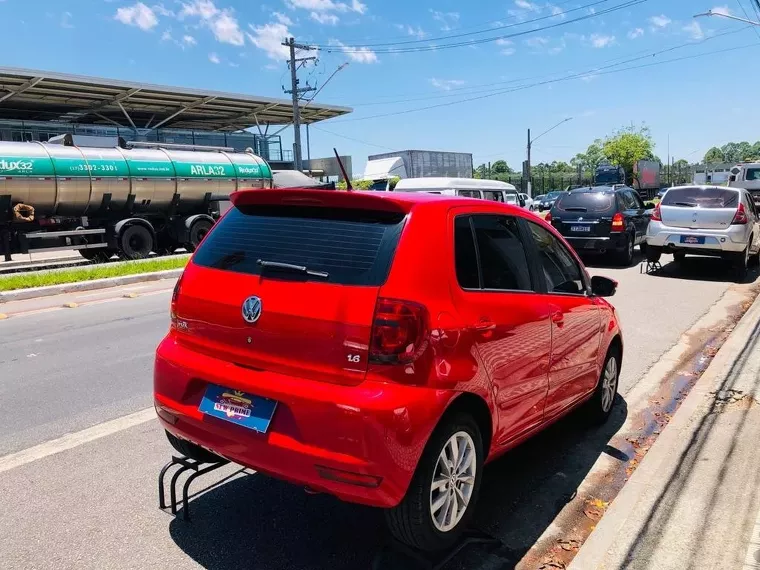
154,188,622,552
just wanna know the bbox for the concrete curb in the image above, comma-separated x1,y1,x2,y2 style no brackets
0,269,183,303
569,290,760,569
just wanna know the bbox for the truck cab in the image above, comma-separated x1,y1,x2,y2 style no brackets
729,163,760,206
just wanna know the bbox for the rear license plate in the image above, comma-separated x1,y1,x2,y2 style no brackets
199,384,277,433
680,235,705,245
571,225,591,232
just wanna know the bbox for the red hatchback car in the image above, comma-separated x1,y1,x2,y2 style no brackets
154,188,622,552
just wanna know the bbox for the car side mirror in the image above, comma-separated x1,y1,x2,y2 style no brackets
591,275,617,297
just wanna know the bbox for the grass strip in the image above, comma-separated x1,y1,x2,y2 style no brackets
0,256,188,292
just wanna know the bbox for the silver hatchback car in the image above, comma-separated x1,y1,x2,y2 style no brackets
645,185,760,277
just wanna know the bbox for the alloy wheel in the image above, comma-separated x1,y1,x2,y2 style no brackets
601,357,618,412
430,431,476,532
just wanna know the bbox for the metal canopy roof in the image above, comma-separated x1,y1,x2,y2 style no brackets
0,67,351,131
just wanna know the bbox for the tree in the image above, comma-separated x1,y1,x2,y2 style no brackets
704,147,724,163
491,160,511,174
473,164,487,179
571,139,606,171
602,125,655,185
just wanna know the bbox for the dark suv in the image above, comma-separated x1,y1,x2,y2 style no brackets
546,186,655,265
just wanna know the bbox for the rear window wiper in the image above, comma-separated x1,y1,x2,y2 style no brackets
257,259,330,280
563,207,588,212
672,201,697,207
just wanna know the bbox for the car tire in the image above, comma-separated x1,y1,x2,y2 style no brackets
583,347,620,425
734,246,750,281
616,232,634,266
385,412,484,552
165,431,224,463
646,246,662,263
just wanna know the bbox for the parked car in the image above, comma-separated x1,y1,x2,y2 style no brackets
154,187,622,552
519,193,535,211
394,177,524,206
538,190,566,211
546,185,654,266
645,185,760,278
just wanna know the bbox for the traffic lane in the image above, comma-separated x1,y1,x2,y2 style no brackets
0,408,626,570
583,252,756,394
0,291,171,456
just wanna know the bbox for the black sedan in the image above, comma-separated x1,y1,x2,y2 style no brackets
545,185,655,266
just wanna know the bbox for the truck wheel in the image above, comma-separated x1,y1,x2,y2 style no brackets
118,224,154,260
385,412,483,552
78,249,113,263
165,431,223,464
185,219,212,252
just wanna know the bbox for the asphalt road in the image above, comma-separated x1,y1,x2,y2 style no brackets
0,252,757,569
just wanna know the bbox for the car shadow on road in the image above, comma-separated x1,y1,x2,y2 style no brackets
644,256,760,284
578,250,646,269
168,398,628,570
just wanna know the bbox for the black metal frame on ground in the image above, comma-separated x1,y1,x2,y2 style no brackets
158,455,229,521
641,260,662,274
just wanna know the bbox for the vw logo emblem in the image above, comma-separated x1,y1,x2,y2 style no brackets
242,296,262,324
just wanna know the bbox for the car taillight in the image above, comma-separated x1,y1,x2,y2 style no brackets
732,203,748,225
170,272,185,329
545,211,552,222
651,203,662,222
611,212,624,231
369,298,428,365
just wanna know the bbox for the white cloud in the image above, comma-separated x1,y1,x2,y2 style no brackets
683,21,704,40
581,73,598,82
495,38,513,46
285,0,365,14
590,33,615,48
395,24,426,39
183,34,197,45
311,11,339,24
180,0,244,45
115,2,158,31
273,12,293,25
330,39,378,63
153,3,175,17
247,22,291,60
351,0,367,14
514,0,539,11
501,47,516,55
228,61,240,67
61,11,74,28
430,78,465,91
550,5,565,19
711,5,731,16
525,36,550,48
627,27,644,39
162,29,198,49
161,29,173,41
649,14,672,28
430,9,459,31
208,52,220,63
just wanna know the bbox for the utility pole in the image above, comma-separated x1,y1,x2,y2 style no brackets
282,37,317,172
526,128,532,197
526,117,573,197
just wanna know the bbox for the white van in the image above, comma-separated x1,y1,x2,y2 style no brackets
393,177,525,207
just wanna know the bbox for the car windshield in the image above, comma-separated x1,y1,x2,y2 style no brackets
556,192,616,212
545,192,563,199
661,187,740,209
368,180,388,191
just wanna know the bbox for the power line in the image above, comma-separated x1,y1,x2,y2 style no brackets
314,0,614,49
735,0,760,38
327,42,757,124
341,25,748,108
319,0,646,54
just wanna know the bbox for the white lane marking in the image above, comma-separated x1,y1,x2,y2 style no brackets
744,503,760,569
0,407,155,474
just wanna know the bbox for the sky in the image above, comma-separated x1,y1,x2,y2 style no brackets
1,0,760,176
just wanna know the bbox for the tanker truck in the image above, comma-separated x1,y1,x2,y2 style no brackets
0,136,272,262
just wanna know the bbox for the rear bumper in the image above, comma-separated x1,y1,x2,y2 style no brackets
562,233,627,253
646,221,748,254
154,336,455,508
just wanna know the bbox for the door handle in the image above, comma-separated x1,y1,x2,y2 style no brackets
551,312,565,326
474,318,496,332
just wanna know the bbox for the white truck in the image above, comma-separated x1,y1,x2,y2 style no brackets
728,162,760,205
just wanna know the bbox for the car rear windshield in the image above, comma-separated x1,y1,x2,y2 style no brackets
192,204,406,285
555,192,615,212
661,187,740,209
